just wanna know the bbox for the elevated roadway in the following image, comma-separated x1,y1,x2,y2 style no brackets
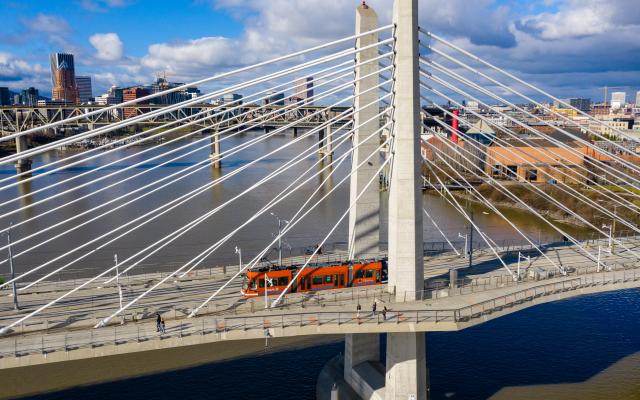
0,238,638,369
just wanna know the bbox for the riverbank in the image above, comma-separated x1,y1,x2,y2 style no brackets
450,182,640,231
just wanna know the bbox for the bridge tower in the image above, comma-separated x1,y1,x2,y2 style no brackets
343,1,382,394
333,1,427,399
386,1,427,398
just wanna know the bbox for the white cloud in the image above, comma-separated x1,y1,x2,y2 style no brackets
141,36,239,76
79,0,130,12
0,52,48,90
89,33,124,61
516,0,640,40
21,14,70,34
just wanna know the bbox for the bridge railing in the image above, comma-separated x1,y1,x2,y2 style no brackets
3,267,639,360
4,239,639,335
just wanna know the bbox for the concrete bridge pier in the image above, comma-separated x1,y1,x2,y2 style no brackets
319,125,334,159
210,128,221,169
385,1,427,399
14,134,32,174
331,3,386,400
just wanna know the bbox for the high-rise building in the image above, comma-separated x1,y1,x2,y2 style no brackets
95,85,123,106
0,87,10,106
222,93,243,104
13,94,21,105
264,91,285,106
635,90,640,106
20,87,39,106
122,87,150,119
150,78,191,105
75,76,93,103
50,53,79,104
611,91,626,110
294,76,314,105
569,98,591,112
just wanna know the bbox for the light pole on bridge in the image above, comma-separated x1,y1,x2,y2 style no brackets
3,224,18,310
270,212,289,266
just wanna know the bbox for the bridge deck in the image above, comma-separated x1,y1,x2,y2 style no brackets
0,238,638,369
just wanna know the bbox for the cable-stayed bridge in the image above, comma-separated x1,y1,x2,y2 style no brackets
0,1,639,399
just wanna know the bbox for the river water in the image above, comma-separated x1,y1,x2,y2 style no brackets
0,129,565,281
3,130,636,399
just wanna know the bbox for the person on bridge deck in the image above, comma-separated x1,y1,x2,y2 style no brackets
382,306,387,321
356,303,361,318
156,313,161,332
160,318,166,334
372,301,377,316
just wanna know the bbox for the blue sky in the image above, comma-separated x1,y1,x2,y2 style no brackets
0,0,638,101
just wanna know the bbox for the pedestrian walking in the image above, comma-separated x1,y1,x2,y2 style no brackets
356,303,361,318
156,313,161,332
372,301,377,316
382,306,387,321
160,319,166,334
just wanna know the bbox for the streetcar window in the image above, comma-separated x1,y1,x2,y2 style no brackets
250,280,257,290
324,275,333,284
340,274,345,286
376,271,381,281
355,270,365,279
312,276,323,285
365,269,374,278
259,280,265,288
278,277,288,286
242,276,248,290
334,274,339,286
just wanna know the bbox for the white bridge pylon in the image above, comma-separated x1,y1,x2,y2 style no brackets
0,0,639,399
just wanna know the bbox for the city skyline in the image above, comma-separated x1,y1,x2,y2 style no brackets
0,0,638,100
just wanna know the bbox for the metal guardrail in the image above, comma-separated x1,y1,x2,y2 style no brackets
2,267,639,359
4,240,639,334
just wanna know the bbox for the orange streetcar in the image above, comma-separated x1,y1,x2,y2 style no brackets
241,258,387,297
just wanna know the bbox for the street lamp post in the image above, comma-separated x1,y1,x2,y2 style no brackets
602,223,612,253
235,246,242,272
458,232,468,259
517,252,530,282
4,224,18,310
611,205,617,253
115,254,124,324
270,212,289,266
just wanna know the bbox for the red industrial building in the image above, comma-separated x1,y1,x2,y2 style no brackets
122,87,150,119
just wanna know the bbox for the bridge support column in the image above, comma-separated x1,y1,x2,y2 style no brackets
348,1,380,259
319,125,334,160
386,333,428,400
385,1,428,400
342,3,382,399
210,129,221,169
14,134,32,174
